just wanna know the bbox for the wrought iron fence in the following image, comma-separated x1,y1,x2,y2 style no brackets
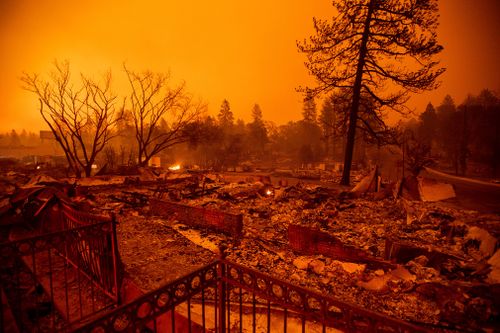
72,261,219,333
73,259,428,333
61,203,114,230
60,204,121,301
0,218,121,332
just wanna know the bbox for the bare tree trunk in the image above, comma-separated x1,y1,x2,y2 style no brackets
85,165,92,177
340,0,375,185
332,124,337,160
493,124,499,178
459,105,468,176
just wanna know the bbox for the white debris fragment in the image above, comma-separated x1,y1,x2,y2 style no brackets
487,250,500,284
357,274,392,292
390,266,416,282
309,259,326,275
418,178,456,202
335,261,366,274
357,266,416,293
293,257,312,270
171,223,221,254
466,226,498,257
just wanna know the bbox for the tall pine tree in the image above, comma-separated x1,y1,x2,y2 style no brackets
298,0,445,184
218,99,234,129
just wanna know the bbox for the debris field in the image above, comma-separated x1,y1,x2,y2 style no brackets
1,169,499,332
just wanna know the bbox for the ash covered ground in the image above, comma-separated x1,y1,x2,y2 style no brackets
1,169,499,332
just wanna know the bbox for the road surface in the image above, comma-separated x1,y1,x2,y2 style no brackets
422,168,500,214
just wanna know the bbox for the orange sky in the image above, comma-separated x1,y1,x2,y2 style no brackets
0,0,499,133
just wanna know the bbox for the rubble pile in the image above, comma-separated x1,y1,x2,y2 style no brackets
143,178,499,330
1,169,499,331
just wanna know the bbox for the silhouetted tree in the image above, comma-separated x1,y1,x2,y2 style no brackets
213,100,247,169
298,92,322,161
19,129,28,146
418,102,438,147
320,91,352,160
298,0,445,185
319,95,336,158
22,61,122,177
218,99,234,129
356,93,400,147
124,66,205,166
465,90,500,177
455,103,470,175
405,133,435,176
115,110,136,166
184,116,219,169
248,104,268,157
302,90,317,124
9,130,21,147
104,146,117,171
299,144,314,165
436,95,461,173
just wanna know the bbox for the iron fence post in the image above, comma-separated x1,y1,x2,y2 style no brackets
0,288,4,333
218,246,227,332
110,213,121,305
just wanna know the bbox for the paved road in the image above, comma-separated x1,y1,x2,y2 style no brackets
422,168,500,214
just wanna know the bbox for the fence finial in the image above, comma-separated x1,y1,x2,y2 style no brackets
219,244,227,260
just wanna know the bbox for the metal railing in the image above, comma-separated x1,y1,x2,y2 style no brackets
59,204,121,301
0,209,121,332
73,261,219,333
73,258,428,333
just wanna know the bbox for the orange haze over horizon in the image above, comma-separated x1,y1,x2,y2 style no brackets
0,0,499,133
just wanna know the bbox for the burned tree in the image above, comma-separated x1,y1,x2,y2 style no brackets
404,131,435,176
320,89,399,164
217,99,234,129
247,104,268,158
298,0,445,185
124,66,205,166
302,90,317,124
22,61,122,178
319,94,337,158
